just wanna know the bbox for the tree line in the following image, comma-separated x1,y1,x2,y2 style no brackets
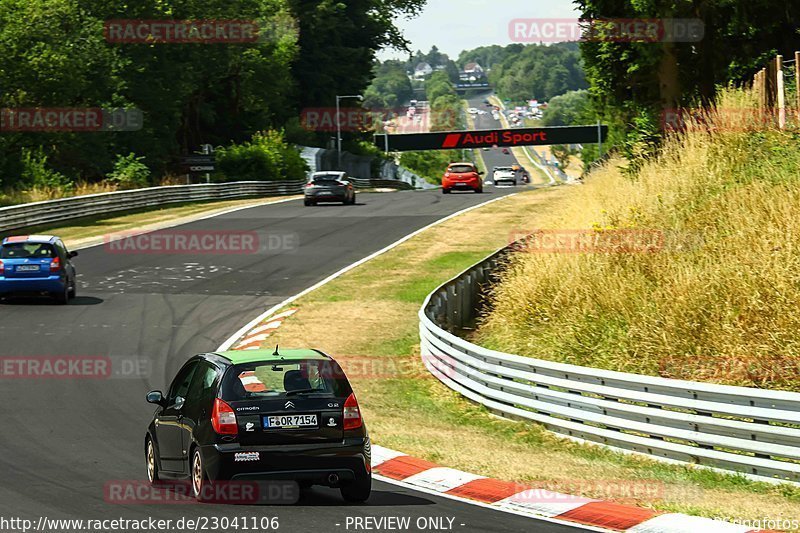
575,0,800,161
0,0,426,192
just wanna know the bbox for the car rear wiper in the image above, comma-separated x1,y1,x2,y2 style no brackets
285,388,328,396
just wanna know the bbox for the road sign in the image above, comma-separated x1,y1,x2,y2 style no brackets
180,155,216,165
456,82,491,89
375,125,608,152
179,154,216,174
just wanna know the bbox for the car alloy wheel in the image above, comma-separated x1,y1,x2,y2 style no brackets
192,449,204,500
146,439,158,483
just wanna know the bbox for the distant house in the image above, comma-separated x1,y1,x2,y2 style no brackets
414,62,433,79
463,62,484,75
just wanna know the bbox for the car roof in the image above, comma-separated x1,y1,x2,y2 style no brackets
213,348,330,366
2,235,58,245
448,162,475,167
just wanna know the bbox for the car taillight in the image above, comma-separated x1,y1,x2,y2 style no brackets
211,398,238,435
343,392,362,430
49,257,61,272
0,260,4,276
306,183,315,188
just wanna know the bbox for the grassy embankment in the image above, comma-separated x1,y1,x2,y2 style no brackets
476,88,800,393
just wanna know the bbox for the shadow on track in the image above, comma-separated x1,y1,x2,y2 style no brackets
295,487,436,507
0,295,104,306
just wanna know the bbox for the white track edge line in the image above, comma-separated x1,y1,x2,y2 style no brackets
217,193,517,351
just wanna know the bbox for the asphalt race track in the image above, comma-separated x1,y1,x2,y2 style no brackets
467,92,524,179
0,167,580,530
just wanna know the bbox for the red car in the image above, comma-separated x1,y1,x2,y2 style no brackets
442,162,484,194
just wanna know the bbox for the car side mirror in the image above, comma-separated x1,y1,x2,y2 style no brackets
146,390,165,406
68,251,78,258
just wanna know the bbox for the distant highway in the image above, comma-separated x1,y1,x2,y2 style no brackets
466,92,526,184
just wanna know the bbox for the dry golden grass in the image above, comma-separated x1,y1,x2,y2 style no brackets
0,181,119,205
258,186,800,526
0,175,214,207
476,88,800,392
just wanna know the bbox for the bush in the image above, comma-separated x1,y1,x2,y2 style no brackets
107,153,151,189
216,130,308,182
20,148,74,191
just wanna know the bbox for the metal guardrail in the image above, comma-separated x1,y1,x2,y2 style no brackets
419,245,800,484
0,178,414,233
351,178,414,191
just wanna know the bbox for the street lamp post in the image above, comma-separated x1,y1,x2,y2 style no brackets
336,94,363,168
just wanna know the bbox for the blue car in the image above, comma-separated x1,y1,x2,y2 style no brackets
0,235,78,304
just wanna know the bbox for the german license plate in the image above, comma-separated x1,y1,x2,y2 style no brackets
16,265,40,272
263,414,318,429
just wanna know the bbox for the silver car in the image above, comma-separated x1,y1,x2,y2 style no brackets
304,172,356,206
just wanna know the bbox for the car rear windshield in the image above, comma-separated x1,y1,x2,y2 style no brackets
448,165,474,174
495,167,513,172
220,359,353,401
312,175,343,183
1,243,57,259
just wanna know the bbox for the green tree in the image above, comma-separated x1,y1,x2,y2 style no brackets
489,42,588,102
541,90,593,126
363,60,414,109
575,0,800,131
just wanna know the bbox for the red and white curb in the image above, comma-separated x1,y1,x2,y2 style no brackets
370,446,773,533
230,308,297,350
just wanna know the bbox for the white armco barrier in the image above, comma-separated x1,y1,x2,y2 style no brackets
0,178,413,233
419,246,800,485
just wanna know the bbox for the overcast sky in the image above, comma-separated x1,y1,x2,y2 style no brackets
378,0,581,61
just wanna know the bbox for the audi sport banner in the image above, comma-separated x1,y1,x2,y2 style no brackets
375,125,607,151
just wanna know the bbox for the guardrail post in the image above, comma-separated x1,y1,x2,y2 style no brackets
445,284,458,331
